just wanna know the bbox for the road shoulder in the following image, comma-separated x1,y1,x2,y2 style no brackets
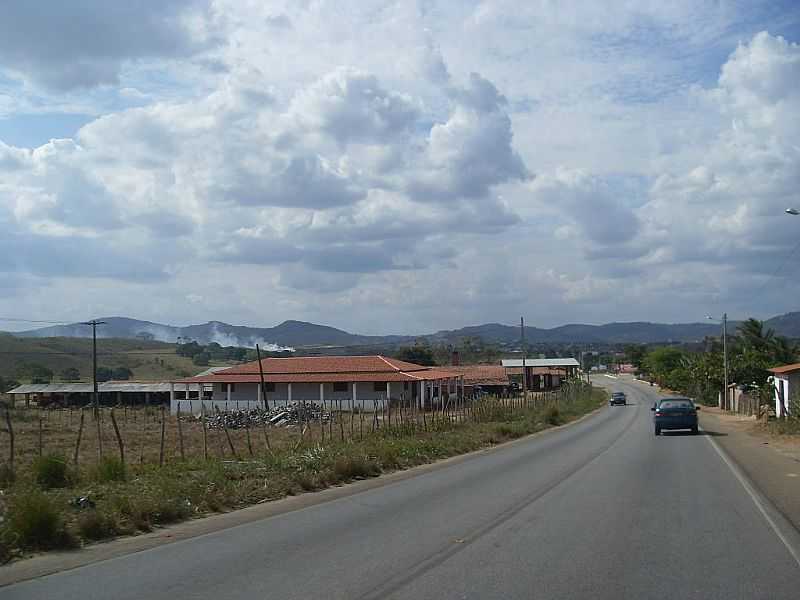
699,408,800,534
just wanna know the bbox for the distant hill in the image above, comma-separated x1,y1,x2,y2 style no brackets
0,333,220,383
427,321,725,344
765,312,800,338
14,317,410,350
9,311,800,349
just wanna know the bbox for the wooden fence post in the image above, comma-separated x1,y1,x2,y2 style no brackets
4,408,14,477
159,406,166,467
201,404,208,460
177,402,186,461
73,409,84,466
38,411,43,457
96,407,104,460
110,408,125,465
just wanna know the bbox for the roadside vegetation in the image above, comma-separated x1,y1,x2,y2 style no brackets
625,318,798,407
0,382,603,562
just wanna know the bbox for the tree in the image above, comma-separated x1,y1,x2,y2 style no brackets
112,367,133,380
770,336,798,365
16,363,53,384
643,347,686,386
192,352,210,367
0,375,20,393
624,344,647,371
737,318,774,353
96,367,113,382
396,344,436,366
60,367,81,381
176,341,203,358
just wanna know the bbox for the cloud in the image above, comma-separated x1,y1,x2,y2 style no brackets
0,0,216,90
1,4,799,333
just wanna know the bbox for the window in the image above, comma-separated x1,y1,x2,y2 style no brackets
333,382,349,392
374,382,387,392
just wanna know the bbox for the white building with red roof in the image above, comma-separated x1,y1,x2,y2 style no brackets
171,355,463,414
768,362,800,418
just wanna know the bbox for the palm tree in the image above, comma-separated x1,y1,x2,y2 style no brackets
737,318,774,351
771,335,799,365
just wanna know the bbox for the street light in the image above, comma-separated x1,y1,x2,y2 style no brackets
787,208,799,216
706,314,729,410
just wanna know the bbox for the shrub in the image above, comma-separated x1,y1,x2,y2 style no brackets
377,445,401,469
0,464,15,487
93,456,126,483
332,455,380,481
33,454,70,489
295,472,319,491
77,510,119,541
6,489,75,550
152,497,191,525
543,405,562,426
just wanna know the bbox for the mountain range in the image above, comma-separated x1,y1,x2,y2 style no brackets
9,312,800,348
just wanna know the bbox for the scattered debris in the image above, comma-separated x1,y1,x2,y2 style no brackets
69,495,96,510
199,403,330,430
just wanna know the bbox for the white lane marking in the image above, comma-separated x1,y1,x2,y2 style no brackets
703,428,800,569
603,374,618,379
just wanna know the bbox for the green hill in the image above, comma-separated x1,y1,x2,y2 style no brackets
0,333,233,385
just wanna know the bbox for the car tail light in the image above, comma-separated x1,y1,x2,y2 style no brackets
655,412,663,417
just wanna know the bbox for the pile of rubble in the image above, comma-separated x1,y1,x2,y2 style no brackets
201,402,330,430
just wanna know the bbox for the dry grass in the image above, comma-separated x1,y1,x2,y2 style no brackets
0,384,605,561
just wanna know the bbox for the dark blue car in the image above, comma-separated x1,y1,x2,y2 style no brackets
652,397,699,435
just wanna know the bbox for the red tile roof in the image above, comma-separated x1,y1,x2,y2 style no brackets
447,365,509,386
768,362,800,375
175,355,460,384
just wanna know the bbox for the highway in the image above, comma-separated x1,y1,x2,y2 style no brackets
4,378,800,599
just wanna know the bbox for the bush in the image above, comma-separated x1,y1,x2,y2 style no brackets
6,489,75,550
93,456,126,483
77,510,119,541
332,455,380,481
0,464,15,487
33,454,70,489
543,405,562,426
377,445,401,469
152,497,191,524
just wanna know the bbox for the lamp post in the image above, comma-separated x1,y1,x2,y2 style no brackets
706,314,729,410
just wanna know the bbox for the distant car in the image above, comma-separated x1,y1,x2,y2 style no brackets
652,397,699,435
609,391,626,406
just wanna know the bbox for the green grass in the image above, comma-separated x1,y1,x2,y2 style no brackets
0,385,605,562
32,454,70,489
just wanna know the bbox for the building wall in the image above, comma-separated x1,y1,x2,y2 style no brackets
171,380,453,415
774,373,800,418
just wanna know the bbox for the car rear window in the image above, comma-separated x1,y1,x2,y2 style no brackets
659,400,693,409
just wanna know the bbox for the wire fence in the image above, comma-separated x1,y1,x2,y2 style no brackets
0,380,593,476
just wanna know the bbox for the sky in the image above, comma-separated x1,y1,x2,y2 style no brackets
1,1,799,336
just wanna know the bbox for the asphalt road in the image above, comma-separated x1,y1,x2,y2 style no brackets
5,379,800,599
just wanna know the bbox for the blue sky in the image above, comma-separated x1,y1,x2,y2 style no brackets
0,1,799,335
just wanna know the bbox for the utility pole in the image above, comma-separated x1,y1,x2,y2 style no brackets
722,312,729,411
81,319,106,415
521,317,527,397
